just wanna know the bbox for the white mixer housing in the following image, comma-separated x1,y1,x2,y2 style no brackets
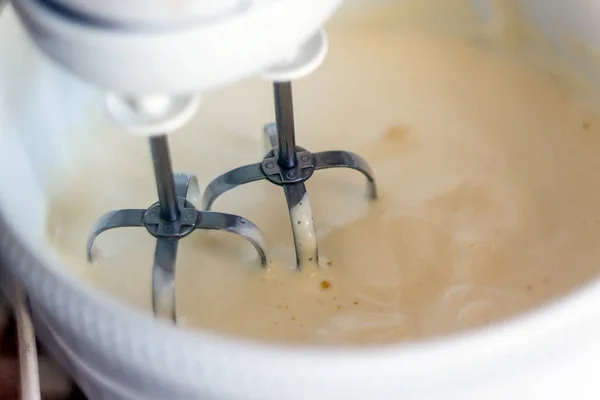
11,0,341,134
12,0,342,94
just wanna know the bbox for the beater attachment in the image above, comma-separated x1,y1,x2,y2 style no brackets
202,81,377,268
86,135,267,323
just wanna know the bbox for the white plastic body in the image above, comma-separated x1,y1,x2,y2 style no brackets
47,0,246,26
11,0,338,135
11,0,342,95
3,1,600,399
100,30,328,136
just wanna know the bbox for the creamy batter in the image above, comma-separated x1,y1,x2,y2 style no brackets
45,2,600,345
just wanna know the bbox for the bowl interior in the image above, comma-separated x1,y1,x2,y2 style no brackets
3,0,600,351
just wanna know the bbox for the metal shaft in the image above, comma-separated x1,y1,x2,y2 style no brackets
273,82,297,169
149,135,180,223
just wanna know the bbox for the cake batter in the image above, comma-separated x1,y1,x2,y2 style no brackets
45,1,600,345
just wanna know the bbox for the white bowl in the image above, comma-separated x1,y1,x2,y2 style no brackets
3,1,600,399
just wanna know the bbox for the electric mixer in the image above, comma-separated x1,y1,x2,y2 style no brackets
11,0,377,324
8,1,600,400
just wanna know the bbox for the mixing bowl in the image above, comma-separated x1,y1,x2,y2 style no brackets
3,0,600,399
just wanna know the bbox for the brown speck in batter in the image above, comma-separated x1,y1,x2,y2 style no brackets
320,280,331,289
384,125,409,141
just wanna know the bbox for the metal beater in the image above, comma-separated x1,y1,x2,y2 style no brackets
86,135,268,323
203,81,378,268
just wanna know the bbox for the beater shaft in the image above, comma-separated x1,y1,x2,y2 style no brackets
149,135,180,223
274,82,298,169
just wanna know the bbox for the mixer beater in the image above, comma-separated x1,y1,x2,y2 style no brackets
203,81,378,268
86,135,268,322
